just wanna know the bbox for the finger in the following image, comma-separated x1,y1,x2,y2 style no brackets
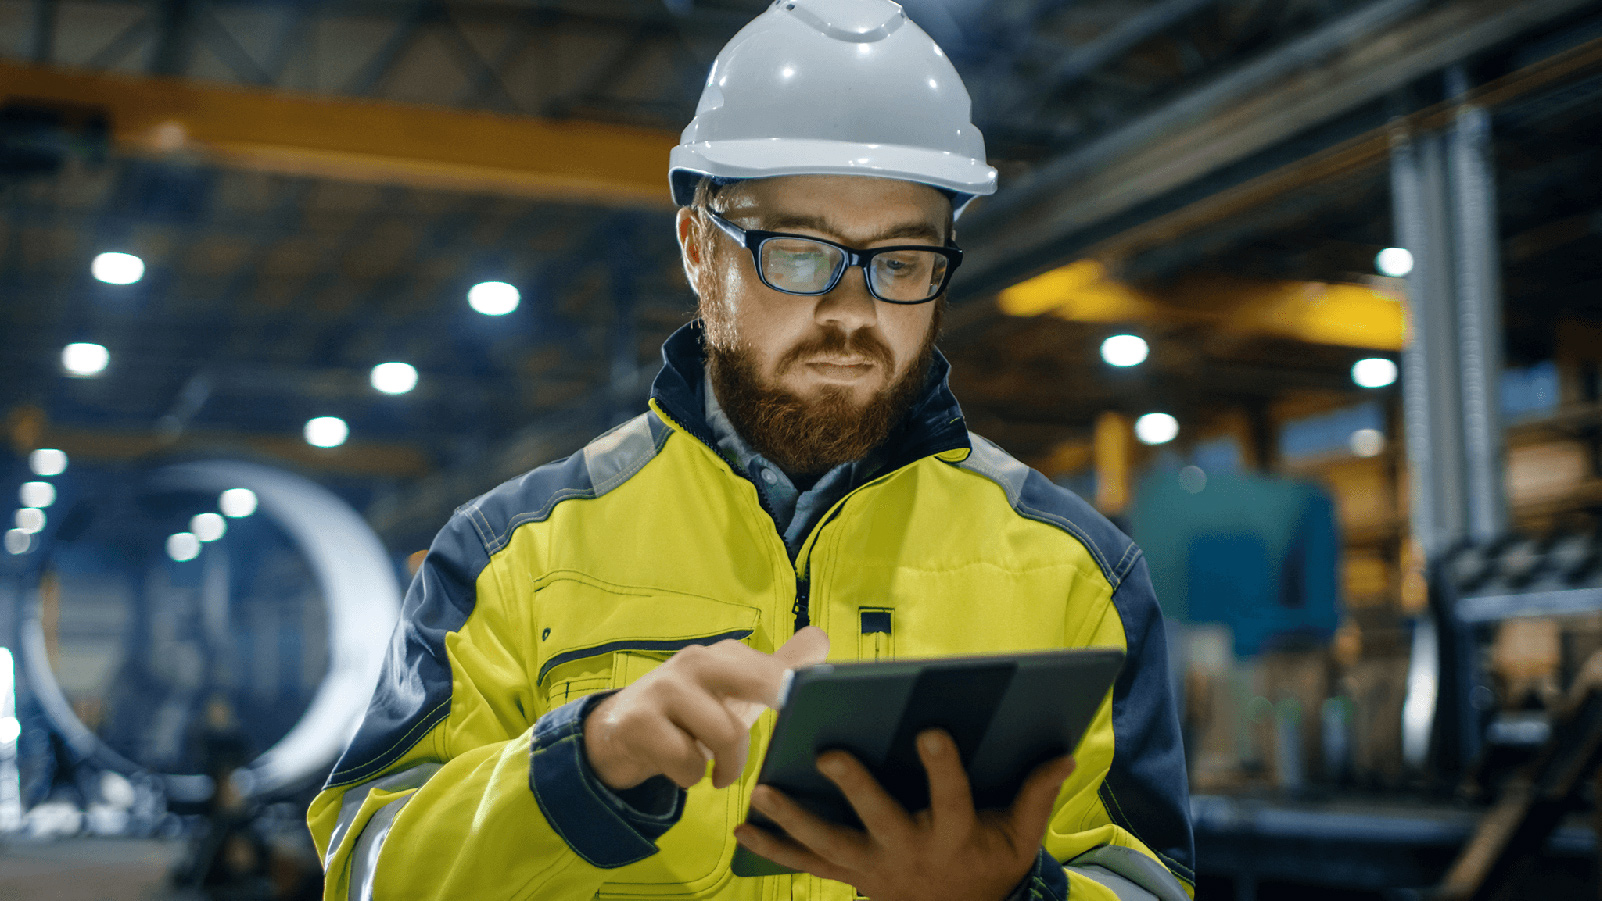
918,729,976,833
678,641,794,708
622,716,713,789
658,681,751,788
816,751,913,843
732,824,855,885
749,785,869,872
773,626,830,671
1007,755,1076,846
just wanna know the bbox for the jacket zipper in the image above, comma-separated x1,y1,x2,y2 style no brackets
792,578,810,631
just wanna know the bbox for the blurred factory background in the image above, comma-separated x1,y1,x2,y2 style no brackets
2,0,1602,898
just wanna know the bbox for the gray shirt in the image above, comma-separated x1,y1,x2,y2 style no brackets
703,373,882,558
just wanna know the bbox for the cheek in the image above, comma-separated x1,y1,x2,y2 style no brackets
883,307,935,366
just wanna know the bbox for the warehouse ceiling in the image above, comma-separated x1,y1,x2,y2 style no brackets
3,0,1601,547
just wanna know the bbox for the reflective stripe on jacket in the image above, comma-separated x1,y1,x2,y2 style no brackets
307,322,1195,901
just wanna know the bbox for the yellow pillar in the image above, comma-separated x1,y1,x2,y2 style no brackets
1094,412,1135,515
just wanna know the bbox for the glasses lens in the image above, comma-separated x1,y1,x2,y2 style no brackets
760,238,842,293
869,250,948,302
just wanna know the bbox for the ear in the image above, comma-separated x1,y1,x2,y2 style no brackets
676,207,704,293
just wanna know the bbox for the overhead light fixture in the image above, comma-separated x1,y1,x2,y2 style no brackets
19,482,55,509
4,529,30,555
14,508,45,534
468,281,520,316
1352,357,1398,389
305,416,349,449
371,361,419,395
1100,334,1149,368
1375,247,1413,278
62,343,109,377
1350,428,1386,458
219,488,257,518
191,512,227,542
167,532,201,562
92,251,145,285
1135,412,1179,446
29,448,67,477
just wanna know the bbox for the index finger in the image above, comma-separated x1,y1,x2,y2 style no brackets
676,640,793,708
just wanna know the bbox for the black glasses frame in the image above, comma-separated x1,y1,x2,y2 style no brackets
703,209,962,305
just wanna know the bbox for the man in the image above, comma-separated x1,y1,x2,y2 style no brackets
308,2,1193,899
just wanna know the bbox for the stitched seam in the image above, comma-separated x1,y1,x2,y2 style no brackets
531,733,655,869
487,487,596,554
326,700,449,788
1016,501,1114,578
1111,544,1141,589
463,503,492,550
1100,781,1195,881
486,417,670,554
536,630,752,685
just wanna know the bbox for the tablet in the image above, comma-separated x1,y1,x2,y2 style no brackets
730,647,1125,878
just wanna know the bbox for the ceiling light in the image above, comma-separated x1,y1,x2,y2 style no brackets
371,361,418,395
1352,357,1398,389
62,343,109,377
305,416,349,449
14,508,45,534
1100,334,1149,368
19,482,55,509
29,448,67,477
1350,428,1386,458
1135,412,1179,446
191,512,226,542
167,532,200,562
1375,247,1413,278
219,488,257,518
468,281,520,316
92,251,145,285
5,529,30,555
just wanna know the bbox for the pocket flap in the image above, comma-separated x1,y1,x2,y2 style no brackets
532,571,760,686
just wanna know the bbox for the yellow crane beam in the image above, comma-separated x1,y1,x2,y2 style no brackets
0,61,679,205
998,259,1408,352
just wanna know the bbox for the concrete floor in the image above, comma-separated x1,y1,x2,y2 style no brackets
0,836,188,901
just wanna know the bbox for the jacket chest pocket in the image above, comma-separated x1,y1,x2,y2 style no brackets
532,572,761,713
530,572,762,899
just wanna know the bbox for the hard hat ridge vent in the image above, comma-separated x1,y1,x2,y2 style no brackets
783,0,907,43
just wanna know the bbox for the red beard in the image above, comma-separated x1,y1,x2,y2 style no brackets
704,307,941,479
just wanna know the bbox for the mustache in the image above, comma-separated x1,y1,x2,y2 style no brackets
776,329,894,372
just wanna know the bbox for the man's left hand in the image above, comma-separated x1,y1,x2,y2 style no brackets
732,729,1075,901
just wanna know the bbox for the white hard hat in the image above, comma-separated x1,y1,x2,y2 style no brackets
670,0,997,218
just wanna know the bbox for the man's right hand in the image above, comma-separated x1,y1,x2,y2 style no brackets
583,627,830,792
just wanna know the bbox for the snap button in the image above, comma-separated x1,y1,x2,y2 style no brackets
761,469,778,485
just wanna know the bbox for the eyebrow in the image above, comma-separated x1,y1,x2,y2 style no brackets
757,213,946,245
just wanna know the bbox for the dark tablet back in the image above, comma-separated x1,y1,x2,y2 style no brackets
733,647,1125,877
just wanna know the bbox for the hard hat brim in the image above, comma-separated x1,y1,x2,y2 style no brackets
669,139,998,208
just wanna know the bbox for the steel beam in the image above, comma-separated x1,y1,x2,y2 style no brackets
957,0,1598,298
1392,129,1468,557
997,260,1408,351
1025,0,1225,118
1449,100,1510,543
0,60,678,205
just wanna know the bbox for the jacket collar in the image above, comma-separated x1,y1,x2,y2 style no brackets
650,321,971,475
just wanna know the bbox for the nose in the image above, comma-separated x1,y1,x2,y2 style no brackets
813,264,878,333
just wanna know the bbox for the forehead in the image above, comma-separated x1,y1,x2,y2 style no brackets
721,175,950,243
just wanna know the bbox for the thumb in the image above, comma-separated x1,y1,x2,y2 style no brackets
774,626,830,670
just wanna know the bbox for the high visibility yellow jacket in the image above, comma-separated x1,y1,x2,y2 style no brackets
308,324,1194,901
